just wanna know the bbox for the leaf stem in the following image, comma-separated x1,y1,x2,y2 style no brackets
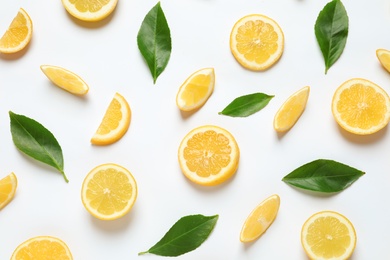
61,171,69,183
138,251,148,255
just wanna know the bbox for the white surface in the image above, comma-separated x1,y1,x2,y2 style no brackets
1,0,390,259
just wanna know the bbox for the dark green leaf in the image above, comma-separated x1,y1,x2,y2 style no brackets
315,0,349,74
219,93,274,117
9,111,68,183
139,214,218,257
137,1,171,84
282,159,364,193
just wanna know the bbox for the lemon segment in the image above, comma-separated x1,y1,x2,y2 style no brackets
0,172,17,210
332,78,390,135
178,125,240,186
230,14,284,71
274,86,310,132
240,194,280,243
301,211,357,260
40,65,89,95
61,0,118,22
376,48,390,73
0,8,33,54
81,163,137,220
176,68,215,112
91,92,131,145
11,236,73,260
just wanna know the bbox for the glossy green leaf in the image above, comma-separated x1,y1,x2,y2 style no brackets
139,214,218,257
9,111,68,183
137,1,171,84
219,93,274,117
315,0,349,74
282,159,364,193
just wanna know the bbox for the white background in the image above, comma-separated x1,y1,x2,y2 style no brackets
1,0,390,259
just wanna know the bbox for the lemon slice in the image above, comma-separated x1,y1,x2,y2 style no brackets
0,8,33,54
273,86,310,132
332,78,390,135
81,163,137,220
230,14,284,71
61,0,118,22
240,194,280,243
40,65,89,95
301,211,357,260
91,92,131,145
11,236,73,260
376,48,390,73
0,172,17,210
176,68,215,112
178,125,240,186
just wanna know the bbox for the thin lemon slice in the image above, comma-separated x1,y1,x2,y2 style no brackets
81,163,137,220
301,211,357,260
0,8,33,54
376,48,390,73
40,65,89,95
274,86,310,132
176,68,215,112
11,236,73,260
0,172,17,210
61,0,118,22
230,14,284,71
91,92,131,145
178,125,240,186
240,194,280,243
332,78,390,135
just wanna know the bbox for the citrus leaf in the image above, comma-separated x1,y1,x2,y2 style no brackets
219,93,274,117
315,0,349,74
9,111,68,183
139,214,218,257
282,159,364,193
137,1,171,84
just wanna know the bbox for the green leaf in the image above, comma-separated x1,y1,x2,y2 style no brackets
219,93,274,117
139,214,218,257
282,159,364,193
9,111,68,183
315,0,349,74
137,1,171,84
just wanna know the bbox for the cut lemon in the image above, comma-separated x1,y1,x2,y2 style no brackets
0,8,33,54
230,14,284,71
301,211,357,260
240,194,280,243
274,86,310,132
81,163,137,220
40,65,89,95
91,92,131,145
176,68,215,112
376,48,390,73
178,125,240,186
332,78,390,135
11,235,73,260
0,172,17,210
61,0,118,22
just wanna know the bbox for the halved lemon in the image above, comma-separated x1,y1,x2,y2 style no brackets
230,14,284,71
176,68,215,112
274,86,310,132
301,211,357,260
240,194,280,243
0,172,17,210
11,236,73,260
91,92,131,145
376,48,390,73
61,0,118,22
0,8,33,54
81,163,137,220
332,78,390,135
178,125,240,186
40,65,89,95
